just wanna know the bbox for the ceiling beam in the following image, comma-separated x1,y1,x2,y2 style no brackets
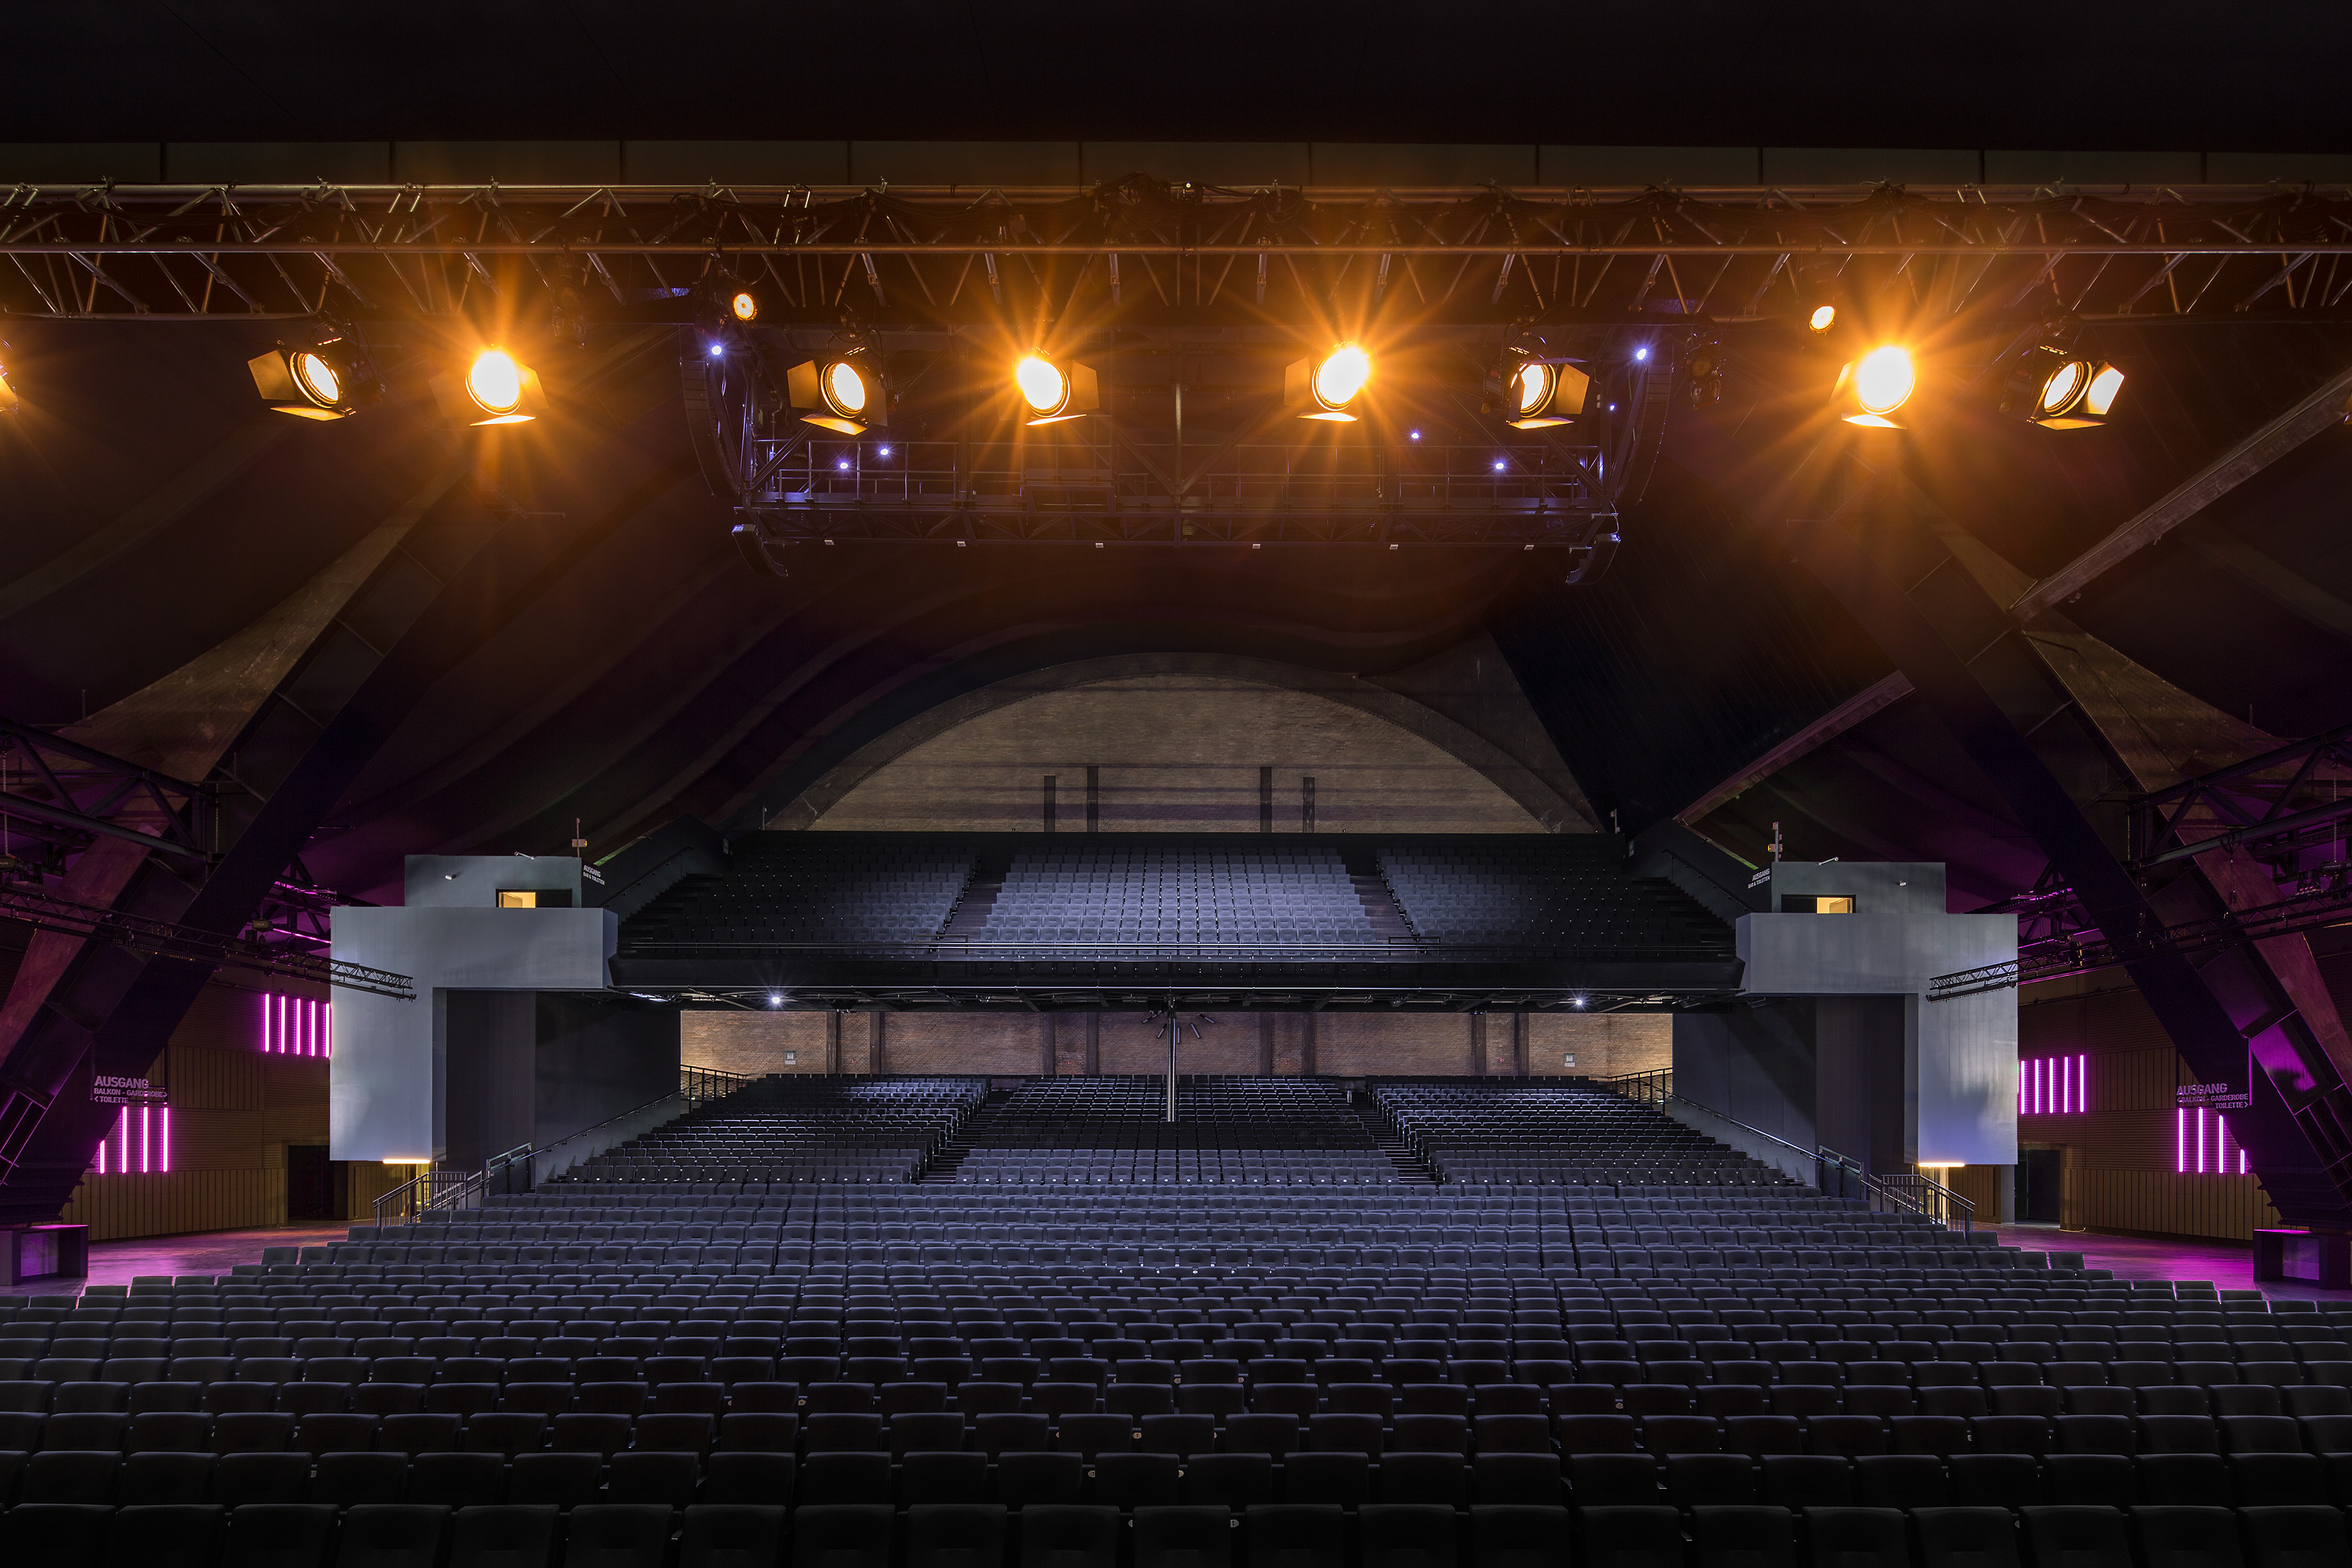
2010,361,2352,620
1676,671,1913,826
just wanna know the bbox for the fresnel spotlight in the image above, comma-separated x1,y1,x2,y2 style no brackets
248,335,382,420
1013,352,1100,425
1489,353,1589,430
787,350,888,435
431,346,546,426
1286,341,1373,421
2002,337,2124,430
1833,345,1918,428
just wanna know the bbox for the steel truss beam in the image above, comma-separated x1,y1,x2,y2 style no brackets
0,884,414,1000
0,718,214,871
1930,880,2352,999
0,717,370,964
1927,723,2352,996
11,181,2352,323
2132,721,2352,877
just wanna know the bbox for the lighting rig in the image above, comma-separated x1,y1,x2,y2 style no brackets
694,319,1676,580
0,177,2225,578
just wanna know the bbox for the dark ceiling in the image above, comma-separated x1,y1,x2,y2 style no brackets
11,3,2352,151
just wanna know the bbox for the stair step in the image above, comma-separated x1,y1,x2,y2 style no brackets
939,853,1013,939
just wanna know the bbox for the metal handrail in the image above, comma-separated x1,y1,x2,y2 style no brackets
1593,1073,1975,1235
680,1065,761,1105
1591,1068,1673,1106
546,1066,769,1183
373,1068,768,1226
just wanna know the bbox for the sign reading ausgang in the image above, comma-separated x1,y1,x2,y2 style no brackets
91,1075,168,1107
2177,1080,2252,1113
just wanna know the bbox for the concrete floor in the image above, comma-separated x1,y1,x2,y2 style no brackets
1988,1223,2352,1300
3,1221,349,1297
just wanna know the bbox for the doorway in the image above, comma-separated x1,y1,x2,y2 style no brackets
2016,1147,2064,1224
285,1144,347,1222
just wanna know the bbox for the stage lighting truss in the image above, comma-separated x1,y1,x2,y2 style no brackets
15,179,2352,331
2001,337,2125,429
700,323,1679,580
430,347,546,426
247,335,381,420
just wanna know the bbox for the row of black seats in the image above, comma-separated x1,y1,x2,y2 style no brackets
13,1443,2352,1516
0,1446,1573,1510
5,1498,2348,1568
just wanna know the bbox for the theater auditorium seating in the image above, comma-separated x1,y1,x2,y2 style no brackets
1377,842,1726,950
980,845,1379,950
631,838,975,947
949,1077,1399,1186
1375,1081,1784,1186
569,1077,983,1186
7,1081,2350,1568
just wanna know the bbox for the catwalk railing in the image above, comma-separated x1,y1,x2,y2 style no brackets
0,882,416,1000
726,437,1624,549
9,181,2352,323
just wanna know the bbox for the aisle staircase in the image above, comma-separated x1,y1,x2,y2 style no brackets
918,1086,1016,1182
1354,1099,1441,1184
1340,846,1419,945
937,853,1011,941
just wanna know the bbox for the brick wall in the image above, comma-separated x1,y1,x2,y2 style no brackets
676,1008,1670,1079
1528,1014,1674,1077
680,1011,830,1075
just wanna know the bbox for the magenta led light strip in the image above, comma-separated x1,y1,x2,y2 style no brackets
2174,1107,2251,1175
260,992,332,1057
2017,1054,2088,1115
90,1105,170,1174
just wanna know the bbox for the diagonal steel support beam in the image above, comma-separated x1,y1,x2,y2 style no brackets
2011,361,2352,619
1782,500,2352,1224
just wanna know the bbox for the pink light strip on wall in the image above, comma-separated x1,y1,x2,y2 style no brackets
260,992,331,1057
88,1105,174,1175
2020,1054,2090,1115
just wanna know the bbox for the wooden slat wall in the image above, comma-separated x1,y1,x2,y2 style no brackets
345,1159,408,1221
2019,980,2281,1243
62,1169,283,1241
1943,1163,2005,1218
